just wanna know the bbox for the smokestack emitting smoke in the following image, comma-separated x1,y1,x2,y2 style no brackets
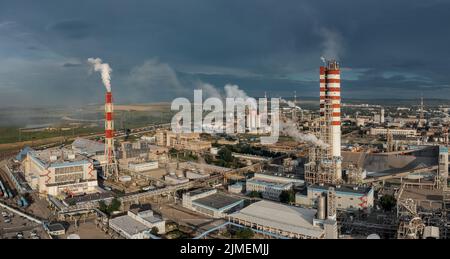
88,57,112,92
281,119,328,149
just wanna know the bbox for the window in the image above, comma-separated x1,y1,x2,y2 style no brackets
55,166,83,175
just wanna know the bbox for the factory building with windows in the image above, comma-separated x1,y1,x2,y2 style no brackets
295,184,374,212
23,148,98,197
246,173,304,201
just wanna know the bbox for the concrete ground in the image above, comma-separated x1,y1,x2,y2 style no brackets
153,201,227,237
400,188,443,210
60,220,115,239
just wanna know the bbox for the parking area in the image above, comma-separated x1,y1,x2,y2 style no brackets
0,208,48,239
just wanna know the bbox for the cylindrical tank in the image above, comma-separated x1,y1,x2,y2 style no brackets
317,195,326,220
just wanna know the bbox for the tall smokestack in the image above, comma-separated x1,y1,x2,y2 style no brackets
304,59,343,185
88,57,118,180
320,60,342,180
105,91,114,170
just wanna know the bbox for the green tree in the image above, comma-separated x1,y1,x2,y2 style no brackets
150,226,159,235
169,148,178,156
279,190,295,204
218,147,233,162
98,200,108,213
235,228,254,239
379,195,396,211
248,191,262,198
107,198,121,213
204,154,214,164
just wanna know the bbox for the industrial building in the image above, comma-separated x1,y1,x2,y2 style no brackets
109,209,165,239
369,128,417,137
295,184,374,212
304,60,343,185
246,173,304,201
22,148,98,197
72,137,105,156
127,161,159,172
182,188,244,218
228,200,334,239
155,130,211,152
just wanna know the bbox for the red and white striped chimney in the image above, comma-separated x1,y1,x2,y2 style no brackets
320,60,342,181
105,91,114,166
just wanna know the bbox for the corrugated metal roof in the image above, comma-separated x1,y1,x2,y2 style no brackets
109,215,149,237
229,200,324,238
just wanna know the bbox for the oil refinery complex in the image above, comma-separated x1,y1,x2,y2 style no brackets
1,59,450,240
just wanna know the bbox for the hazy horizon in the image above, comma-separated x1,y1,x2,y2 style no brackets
1,0,450,107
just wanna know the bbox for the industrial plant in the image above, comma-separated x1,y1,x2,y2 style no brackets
0,56,449,241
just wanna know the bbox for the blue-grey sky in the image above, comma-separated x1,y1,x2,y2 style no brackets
0,0,450,107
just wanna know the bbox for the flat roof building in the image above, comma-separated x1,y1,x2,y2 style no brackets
295,184,374,212
246,173,304,201
228,200,326,239
182,188,244,218
109,209,165,239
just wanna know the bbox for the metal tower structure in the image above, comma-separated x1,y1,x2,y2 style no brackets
419,95,424,127
305,60,342,184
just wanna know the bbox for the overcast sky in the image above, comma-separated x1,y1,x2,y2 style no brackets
0,0,450,107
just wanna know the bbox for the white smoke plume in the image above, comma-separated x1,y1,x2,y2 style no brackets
319,27,343,61
224,84,249,99
280,98,301,110
200,83,223,99
200,83,251,100
281,119,328,149
88,57,112,92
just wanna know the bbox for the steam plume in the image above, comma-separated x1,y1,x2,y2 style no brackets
280,98,301,109
88,57,112,92
319,27,343,61
281,119,328,148
224,84,249,99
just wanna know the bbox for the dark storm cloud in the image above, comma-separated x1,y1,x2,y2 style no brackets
62,62,82,68
47,19,94,39
0,0,450,107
